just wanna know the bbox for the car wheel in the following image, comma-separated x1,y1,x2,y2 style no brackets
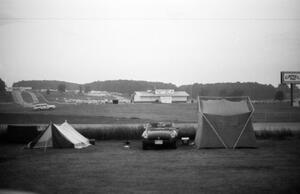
171,142,177,149
142,142,148,150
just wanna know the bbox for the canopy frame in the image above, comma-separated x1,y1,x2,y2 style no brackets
197,96,255,149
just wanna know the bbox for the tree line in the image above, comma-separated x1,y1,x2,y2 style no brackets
12,79,300,100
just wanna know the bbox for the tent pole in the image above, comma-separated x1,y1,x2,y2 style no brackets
44,121,52,152
44,138,48,152
198,96,228,148
44,126,52,152
233,111,254,149
202,113,228,149
233,97,255,149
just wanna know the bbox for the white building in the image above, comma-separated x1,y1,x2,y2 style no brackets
86,90,110,96
12,86,32,91
132,89,189,103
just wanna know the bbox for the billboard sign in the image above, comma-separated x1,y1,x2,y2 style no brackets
281,71,300,84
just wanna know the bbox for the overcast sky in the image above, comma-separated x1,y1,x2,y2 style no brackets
0,0,300,87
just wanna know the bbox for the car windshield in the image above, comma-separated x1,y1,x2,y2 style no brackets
36,104,46,106
148,128,173,131
149,122,173,128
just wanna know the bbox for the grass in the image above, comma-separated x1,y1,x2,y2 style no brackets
0,112,149,125
79,125,145,140
0,139,300,194
0,92,13,103
255,129,300,140
1,102,300,123
20,92,33,103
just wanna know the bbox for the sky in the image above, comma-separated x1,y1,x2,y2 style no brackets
0,0,300,87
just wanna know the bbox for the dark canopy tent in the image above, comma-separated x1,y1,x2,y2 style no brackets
195,96,257,149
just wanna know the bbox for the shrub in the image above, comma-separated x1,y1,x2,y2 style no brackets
255,129,294,140
78,125,145,140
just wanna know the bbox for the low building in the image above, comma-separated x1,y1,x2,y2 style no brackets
12,87,32,91
132,89,189,103
86,90,110,96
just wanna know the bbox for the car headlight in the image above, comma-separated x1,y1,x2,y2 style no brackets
142,131,148,139
170,131,177,138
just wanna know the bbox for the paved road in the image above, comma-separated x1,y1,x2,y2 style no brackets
26,91,39,104
35,91,75,104
11,90,39,107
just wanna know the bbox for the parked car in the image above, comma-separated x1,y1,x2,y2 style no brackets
33,103,56,111
142,122,178,150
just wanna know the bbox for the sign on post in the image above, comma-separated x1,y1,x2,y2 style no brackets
281,72,300,84
281,71,300,107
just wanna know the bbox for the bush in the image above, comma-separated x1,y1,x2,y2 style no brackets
79,125,145,140
274,90,285,101
58,84,66,93
6,125,39,143
255,129,294,140
77,125,197,140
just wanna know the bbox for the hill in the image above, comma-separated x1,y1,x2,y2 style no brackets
85,80,177,95
179,82,278,100
13,80,80,90
13,80,177,95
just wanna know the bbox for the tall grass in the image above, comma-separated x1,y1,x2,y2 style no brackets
255,129,300,140
76,124,197,140
0,123,299,141
0,124,7,142
78,126,300,140
78,125,145,140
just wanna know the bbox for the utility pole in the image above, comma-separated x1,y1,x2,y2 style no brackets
191,84,193,102
290,83,294,107
281,71,300,107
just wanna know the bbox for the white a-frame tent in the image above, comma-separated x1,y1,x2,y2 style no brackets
195,96,257,149
28,121,90,149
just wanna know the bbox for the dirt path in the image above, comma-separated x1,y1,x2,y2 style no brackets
35,91,76,104
25,91,39,104
11,90,39,108
11,90,32,107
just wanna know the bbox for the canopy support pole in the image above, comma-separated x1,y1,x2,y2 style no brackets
233,111,254,149
233,97,255,149
201,113,228,149
44,139,48,152
198,96,228,149
290,83,294,107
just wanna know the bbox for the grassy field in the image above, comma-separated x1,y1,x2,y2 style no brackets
0,139,299,194
20,91,34,103
0,93,13,103
1,102,300,124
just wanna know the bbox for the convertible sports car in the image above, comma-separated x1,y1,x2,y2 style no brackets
142,122,178,150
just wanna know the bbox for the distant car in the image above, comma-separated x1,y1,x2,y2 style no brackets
33,103,56,111
142,122,178,150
